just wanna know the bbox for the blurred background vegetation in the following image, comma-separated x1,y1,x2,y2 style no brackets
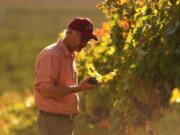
0,0,105,91
0,0,180,135
0,0,105,134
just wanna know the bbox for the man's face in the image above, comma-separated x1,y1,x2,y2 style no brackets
69,30,89,52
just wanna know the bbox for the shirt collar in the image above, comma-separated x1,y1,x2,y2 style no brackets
57,39,75,58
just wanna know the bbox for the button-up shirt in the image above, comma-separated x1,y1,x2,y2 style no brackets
34,40,79,115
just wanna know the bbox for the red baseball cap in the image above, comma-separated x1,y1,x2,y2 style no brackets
68,17,98,42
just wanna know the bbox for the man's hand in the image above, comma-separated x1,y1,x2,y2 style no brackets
39,76,98,99
77,76,98,91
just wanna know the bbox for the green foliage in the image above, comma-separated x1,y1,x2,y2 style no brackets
76,0,180,134
0,90,37,135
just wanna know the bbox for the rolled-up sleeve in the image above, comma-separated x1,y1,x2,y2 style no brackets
35,52,61,91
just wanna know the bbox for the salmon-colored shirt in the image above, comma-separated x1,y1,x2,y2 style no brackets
34,40,79,115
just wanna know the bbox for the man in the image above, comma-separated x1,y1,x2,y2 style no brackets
34,17,98,135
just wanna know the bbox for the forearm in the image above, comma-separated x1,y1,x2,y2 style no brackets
39,84,81,99
38,77,97,99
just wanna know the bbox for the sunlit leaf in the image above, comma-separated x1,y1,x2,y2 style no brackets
170,88,180,104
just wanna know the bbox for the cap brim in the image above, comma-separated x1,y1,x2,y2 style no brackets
92,34,98,41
